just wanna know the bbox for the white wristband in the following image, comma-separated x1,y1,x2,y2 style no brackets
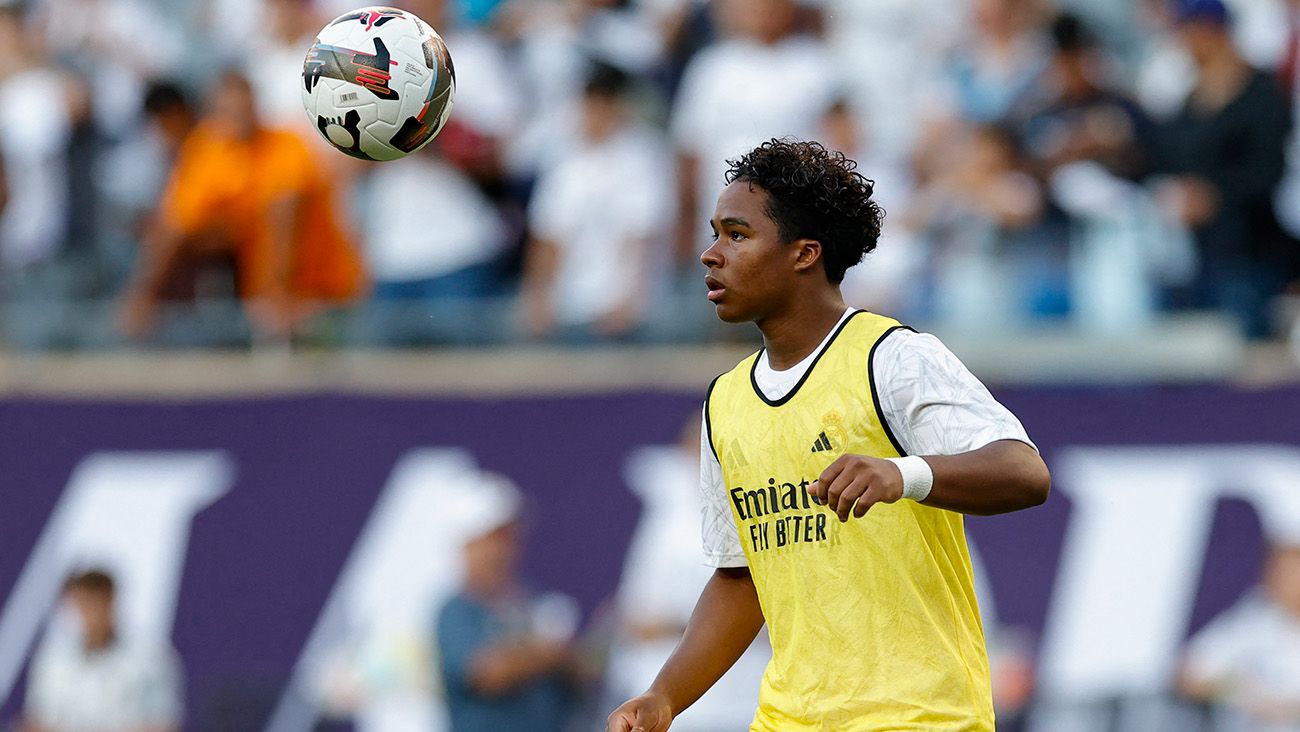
888,456,934,503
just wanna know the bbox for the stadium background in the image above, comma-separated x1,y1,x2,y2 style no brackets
1,0,1300,730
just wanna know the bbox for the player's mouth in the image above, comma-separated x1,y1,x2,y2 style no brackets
705,275,726,302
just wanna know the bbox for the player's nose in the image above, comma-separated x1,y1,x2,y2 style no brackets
700,239,723,269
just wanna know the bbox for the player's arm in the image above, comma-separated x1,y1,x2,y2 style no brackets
606,566,764,732
465,639,574,696
518,236,561,337
811,439,1049,521
811,330,1050,520
674,151,699,264
245,191,305,339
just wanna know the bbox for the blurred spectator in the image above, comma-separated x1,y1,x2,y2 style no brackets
669,0,838,262
504,0,666,176
399,0,522,184
519,63,673,341
507,0,665,80
0,5,71,272
1180,543,1300,731
23,569,183,732
1133,0,1199,121
913,0,1050,205
245,0,328,139
821,99,924,317
1019,13,1151,183
820,0,964,162
100,82,198,241
906,124,1049,329
354,140,507,345
1150,0,1296,339
1017,13,1193,331
434,475,584,732
119,71,365,341
33,0,184,138
602,420,768,731
0,0,1290,349
922,0,1051,127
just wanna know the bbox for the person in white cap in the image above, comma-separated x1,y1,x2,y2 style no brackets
433,473,584,732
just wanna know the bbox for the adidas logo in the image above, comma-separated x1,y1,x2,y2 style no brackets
811,431,834,453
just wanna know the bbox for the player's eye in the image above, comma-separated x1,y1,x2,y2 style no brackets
730,231,747,241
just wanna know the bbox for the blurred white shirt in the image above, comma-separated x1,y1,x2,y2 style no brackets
527,126,675,326
26,634,183,732
700,309,1034,567
36,0,183,136
819,0,964,159
363,155,505,283
441,29,523,141
1184,592,1300,732
671,37,839,235
0,68,70,268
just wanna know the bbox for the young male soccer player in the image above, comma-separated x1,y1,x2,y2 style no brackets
606,139,1051,732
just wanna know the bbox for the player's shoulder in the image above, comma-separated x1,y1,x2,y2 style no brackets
870,323,958,364
712,349,763,394
259,126,314,155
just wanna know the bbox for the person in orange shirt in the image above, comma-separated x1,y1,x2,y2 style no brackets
120,71,365,340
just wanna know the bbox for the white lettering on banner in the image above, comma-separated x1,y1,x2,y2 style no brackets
0,452,234,704
267,448,483,732
1035,445,1300,710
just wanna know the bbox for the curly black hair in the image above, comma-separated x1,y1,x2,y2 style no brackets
725,138,884,284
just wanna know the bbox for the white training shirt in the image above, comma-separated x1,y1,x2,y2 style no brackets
1183,591,1300,732
670,36,840,240
25,634,184,731
700,308,1034,568
528,125,675,326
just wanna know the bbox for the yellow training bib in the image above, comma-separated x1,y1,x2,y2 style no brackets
706,311,994,731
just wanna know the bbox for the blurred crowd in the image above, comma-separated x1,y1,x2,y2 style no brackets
1,0,1300,348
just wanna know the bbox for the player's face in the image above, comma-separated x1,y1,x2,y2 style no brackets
701,181,800,324
68,588,114,643
1266,545,1300,616
210,76,259,140
464,520,521,585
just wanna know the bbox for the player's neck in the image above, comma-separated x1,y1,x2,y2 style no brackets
758,291,847,371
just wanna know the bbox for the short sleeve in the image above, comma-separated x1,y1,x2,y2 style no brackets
700,407,747,568
435,596,491,693
873,330,1036,456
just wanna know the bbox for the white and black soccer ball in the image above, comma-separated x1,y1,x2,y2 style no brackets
301,6,455,161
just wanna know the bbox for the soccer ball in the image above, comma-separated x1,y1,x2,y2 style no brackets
301,6,455,161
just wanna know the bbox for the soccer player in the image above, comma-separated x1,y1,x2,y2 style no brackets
606,139,1051,732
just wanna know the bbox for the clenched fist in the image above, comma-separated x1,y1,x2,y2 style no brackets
606,691,673,732
808,454,905,522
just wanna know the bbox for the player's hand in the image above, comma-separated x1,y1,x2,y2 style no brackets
606,691,673,732
808,454,904,522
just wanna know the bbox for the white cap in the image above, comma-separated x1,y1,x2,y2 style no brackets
451,470,523,542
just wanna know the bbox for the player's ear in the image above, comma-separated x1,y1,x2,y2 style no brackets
792,238,823,274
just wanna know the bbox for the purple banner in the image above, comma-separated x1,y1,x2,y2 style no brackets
0,385,1294,728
